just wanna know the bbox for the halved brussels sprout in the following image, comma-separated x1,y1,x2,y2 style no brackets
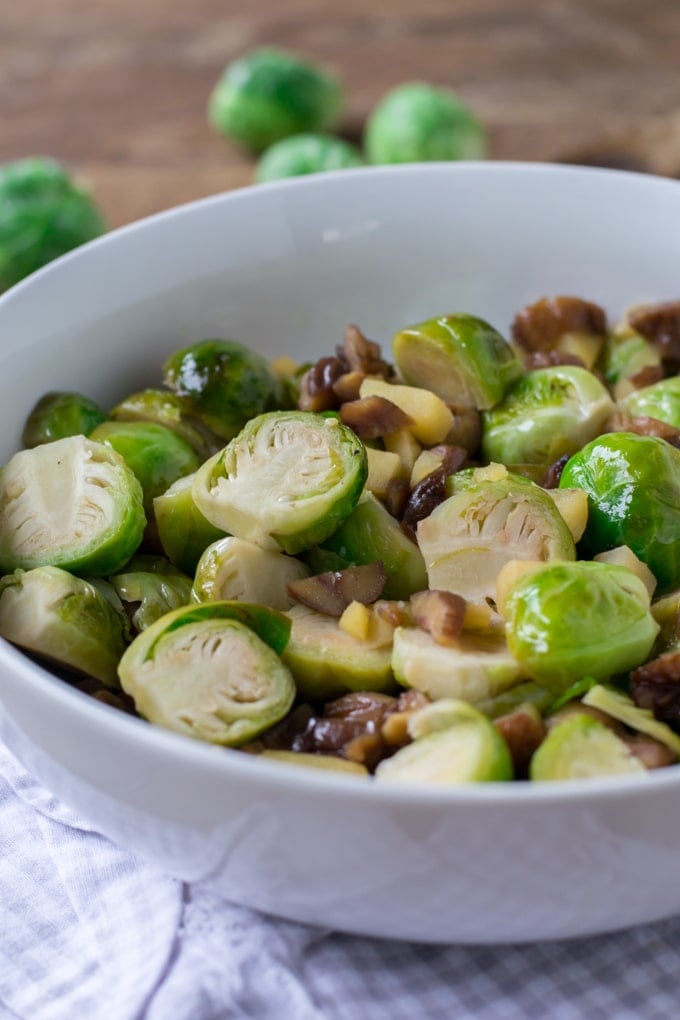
620,375,680,430
110,555,193,633
582,684,680,759
476,678,554,720
0,435,145,576
109,388,222,460
529,714,646,781
416,466,575,604
192,536,310,610
0,565,129,686
375,699,513,785
282,604,395,701
118,601,294,744
392,313,521,410
481,365,614,467
391,625,523,703
21,391,107,448
89,420,200,515
502,561,660,693
153,472,227,576
559,431,680,594
162,338,282,442
320,491,427,599
192,411,367,555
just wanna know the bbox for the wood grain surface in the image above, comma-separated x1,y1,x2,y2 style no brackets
2,0,679,228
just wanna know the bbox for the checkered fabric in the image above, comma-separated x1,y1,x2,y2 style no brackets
2,739,679,1020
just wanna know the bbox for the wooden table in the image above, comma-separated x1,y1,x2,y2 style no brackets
2,0,679,229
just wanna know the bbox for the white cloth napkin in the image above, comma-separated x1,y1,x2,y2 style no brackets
2,738,680,1020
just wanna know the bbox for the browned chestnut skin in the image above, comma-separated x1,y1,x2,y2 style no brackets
287,561,387,617
511,295,607,352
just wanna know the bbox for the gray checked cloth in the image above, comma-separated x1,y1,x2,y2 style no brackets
2,738,680,1020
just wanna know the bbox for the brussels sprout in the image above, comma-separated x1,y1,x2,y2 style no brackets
192,536,310,610
110,555,193,633
0,435,145,576
529,714,646,781
392,313,521,410
109,388,222,460
89,420,200,514
620,375,680,430
207,47,343,153
153,473,226,576
582,684,680,759
192,411,367,555
255,133,364,182
162,339,282,442
502,561,660,693
282,604,395,701
118,602,295,745
364,83,486,165
0,565,129,686
598,328,662,400
416,466,575,604
21,391,107,448
391,625,523,703
258,750,369,776
481,365,614,467
559,432,680,593
320,491,427,599
0,158,105,291
476,678,554,720
375,699,513,785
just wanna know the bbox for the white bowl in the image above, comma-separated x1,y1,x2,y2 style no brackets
1,162,679,944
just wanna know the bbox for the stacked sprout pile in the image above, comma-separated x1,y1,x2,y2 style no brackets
0,295,679,784
208,47,487,182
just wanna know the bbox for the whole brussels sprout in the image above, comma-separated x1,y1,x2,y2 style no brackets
502,560,660,692
0,158,105,291
109,388,222,460
255,133,364,182
392,313,521,410
619,375,680,430
364,82,486,165
481,365,614,467
162,338,282,442
208,47,343,153
21,390,107,448
559,432,680,593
